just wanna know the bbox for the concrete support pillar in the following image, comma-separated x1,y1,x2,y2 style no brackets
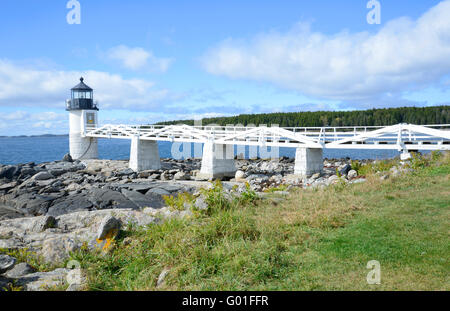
294,147,323,177
198,142,236,180
129,136,161,172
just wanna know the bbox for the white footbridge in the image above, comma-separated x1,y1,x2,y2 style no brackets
81,123,450,179
65,78,450,179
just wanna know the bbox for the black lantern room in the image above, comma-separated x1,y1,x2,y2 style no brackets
66,77,98,111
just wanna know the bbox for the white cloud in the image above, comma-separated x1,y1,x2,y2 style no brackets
0,59,174,110
202,0,450,102
32,121,52,129
106,45,173,72
0,110,68,135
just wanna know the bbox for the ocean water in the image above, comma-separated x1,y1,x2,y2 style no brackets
0,136,402,165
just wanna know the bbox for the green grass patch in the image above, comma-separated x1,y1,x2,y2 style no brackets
72,152,450,291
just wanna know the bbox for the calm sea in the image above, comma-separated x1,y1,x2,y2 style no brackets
0,136,402,165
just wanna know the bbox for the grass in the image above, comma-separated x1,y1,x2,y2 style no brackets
72,152,450,291
0,248,60,273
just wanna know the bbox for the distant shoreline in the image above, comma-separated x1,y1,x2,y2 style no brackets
0,134,69,138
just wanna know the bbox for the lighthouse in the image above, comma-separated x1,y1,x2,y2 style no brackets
66,77,99,160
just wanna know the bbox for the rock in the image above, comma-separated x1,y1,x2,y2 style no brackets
47,194,93,217
0,209,157,259
31,171,54,181
0,205,25,220
117,168,134,176
137,170,155,178
17,194,57,216
87,188,138,210
0,255,16,274
310,173,321,180
173,171,188,180
121,189,162,209
194,197,208,210
159,183,184,193
150,173,160,179
97,216,121,240
146,187,170,196
235,170,245,181
0,181,17,191
124,184,155,193
156,268,170,288
16,268,69,291
339,164,352,176
41,237,81,264
347,170,358,180
4,263,35,278
66,183,81,191
0,166,20,180
48,169,67,177
327,175,340,185
32,215,57,232
160,171,171,181
62,153,73,162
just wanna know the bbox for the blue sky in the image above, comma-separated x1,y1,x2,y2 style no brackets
0,0,449,135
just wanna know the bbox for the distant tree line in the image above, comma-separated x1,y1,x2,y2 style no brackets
156,106,450,127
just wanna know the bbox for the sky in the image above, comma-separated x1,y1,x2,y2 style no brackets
0,0,449,135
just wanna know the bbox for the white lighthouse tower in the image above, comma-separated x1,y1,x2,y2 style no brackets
66,77,99,160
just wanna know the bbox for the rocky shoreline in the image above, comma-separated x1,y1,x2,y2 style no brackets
1,155,407,290
0,156,371,220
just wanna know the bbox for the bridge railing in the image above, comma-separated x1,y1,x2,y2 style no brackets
83,123,450,150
